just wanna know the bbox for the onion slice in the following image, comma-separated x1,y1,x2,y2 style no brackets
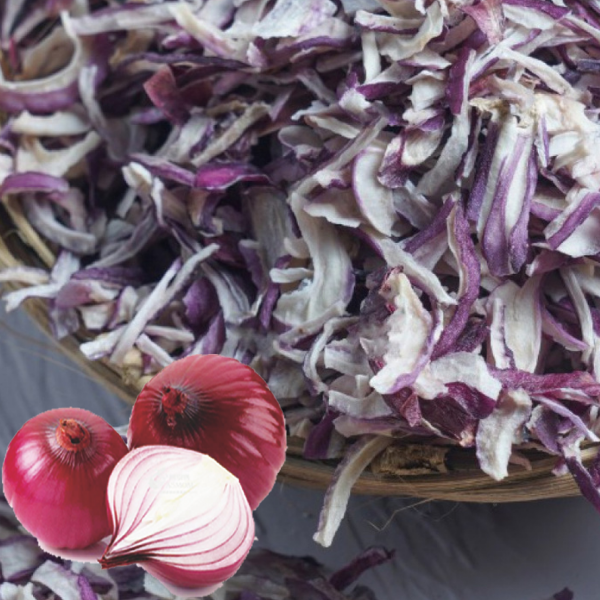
100,445,255,598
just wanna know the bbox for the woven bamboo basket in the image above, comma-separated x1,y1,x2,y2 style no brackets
0,199,595,503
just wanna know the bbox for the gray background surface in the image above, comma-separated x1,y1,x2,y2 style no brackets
1,306,599,600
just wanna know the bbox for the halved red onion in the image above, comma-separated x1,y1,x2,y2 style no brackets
100,445,255,598
127,354,286,510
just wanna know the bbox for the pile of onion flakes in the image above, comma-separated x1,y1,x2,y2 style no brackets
3,0,600,542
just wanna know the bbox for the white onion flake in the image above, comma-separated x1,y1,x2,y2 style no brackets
313,435,392,548
5,0,600,541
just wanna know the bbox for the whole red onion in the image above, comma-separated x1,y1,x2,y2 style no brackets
2,407,128,551
127,354,286,510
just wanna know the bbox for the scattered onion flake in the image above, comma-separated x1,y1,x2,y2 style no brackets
0,495,394,600
5,0,600,543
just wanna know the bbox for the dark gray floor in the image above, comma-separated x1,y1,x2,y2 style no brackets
1,305,598,600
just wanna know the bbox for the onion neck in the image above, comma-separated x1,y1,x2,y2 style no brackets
55,419,92,452
99,551,147,569
161,387,189,428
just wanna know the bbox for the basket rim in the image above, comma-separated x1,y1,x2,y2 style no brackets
0,205,592,503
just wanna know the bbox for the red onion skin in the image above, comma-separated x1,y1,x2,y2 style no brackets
127,354,286,510
2,407,128,550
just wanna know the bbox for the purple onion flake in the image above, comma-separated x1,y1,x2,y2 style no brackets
0,496,389,600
